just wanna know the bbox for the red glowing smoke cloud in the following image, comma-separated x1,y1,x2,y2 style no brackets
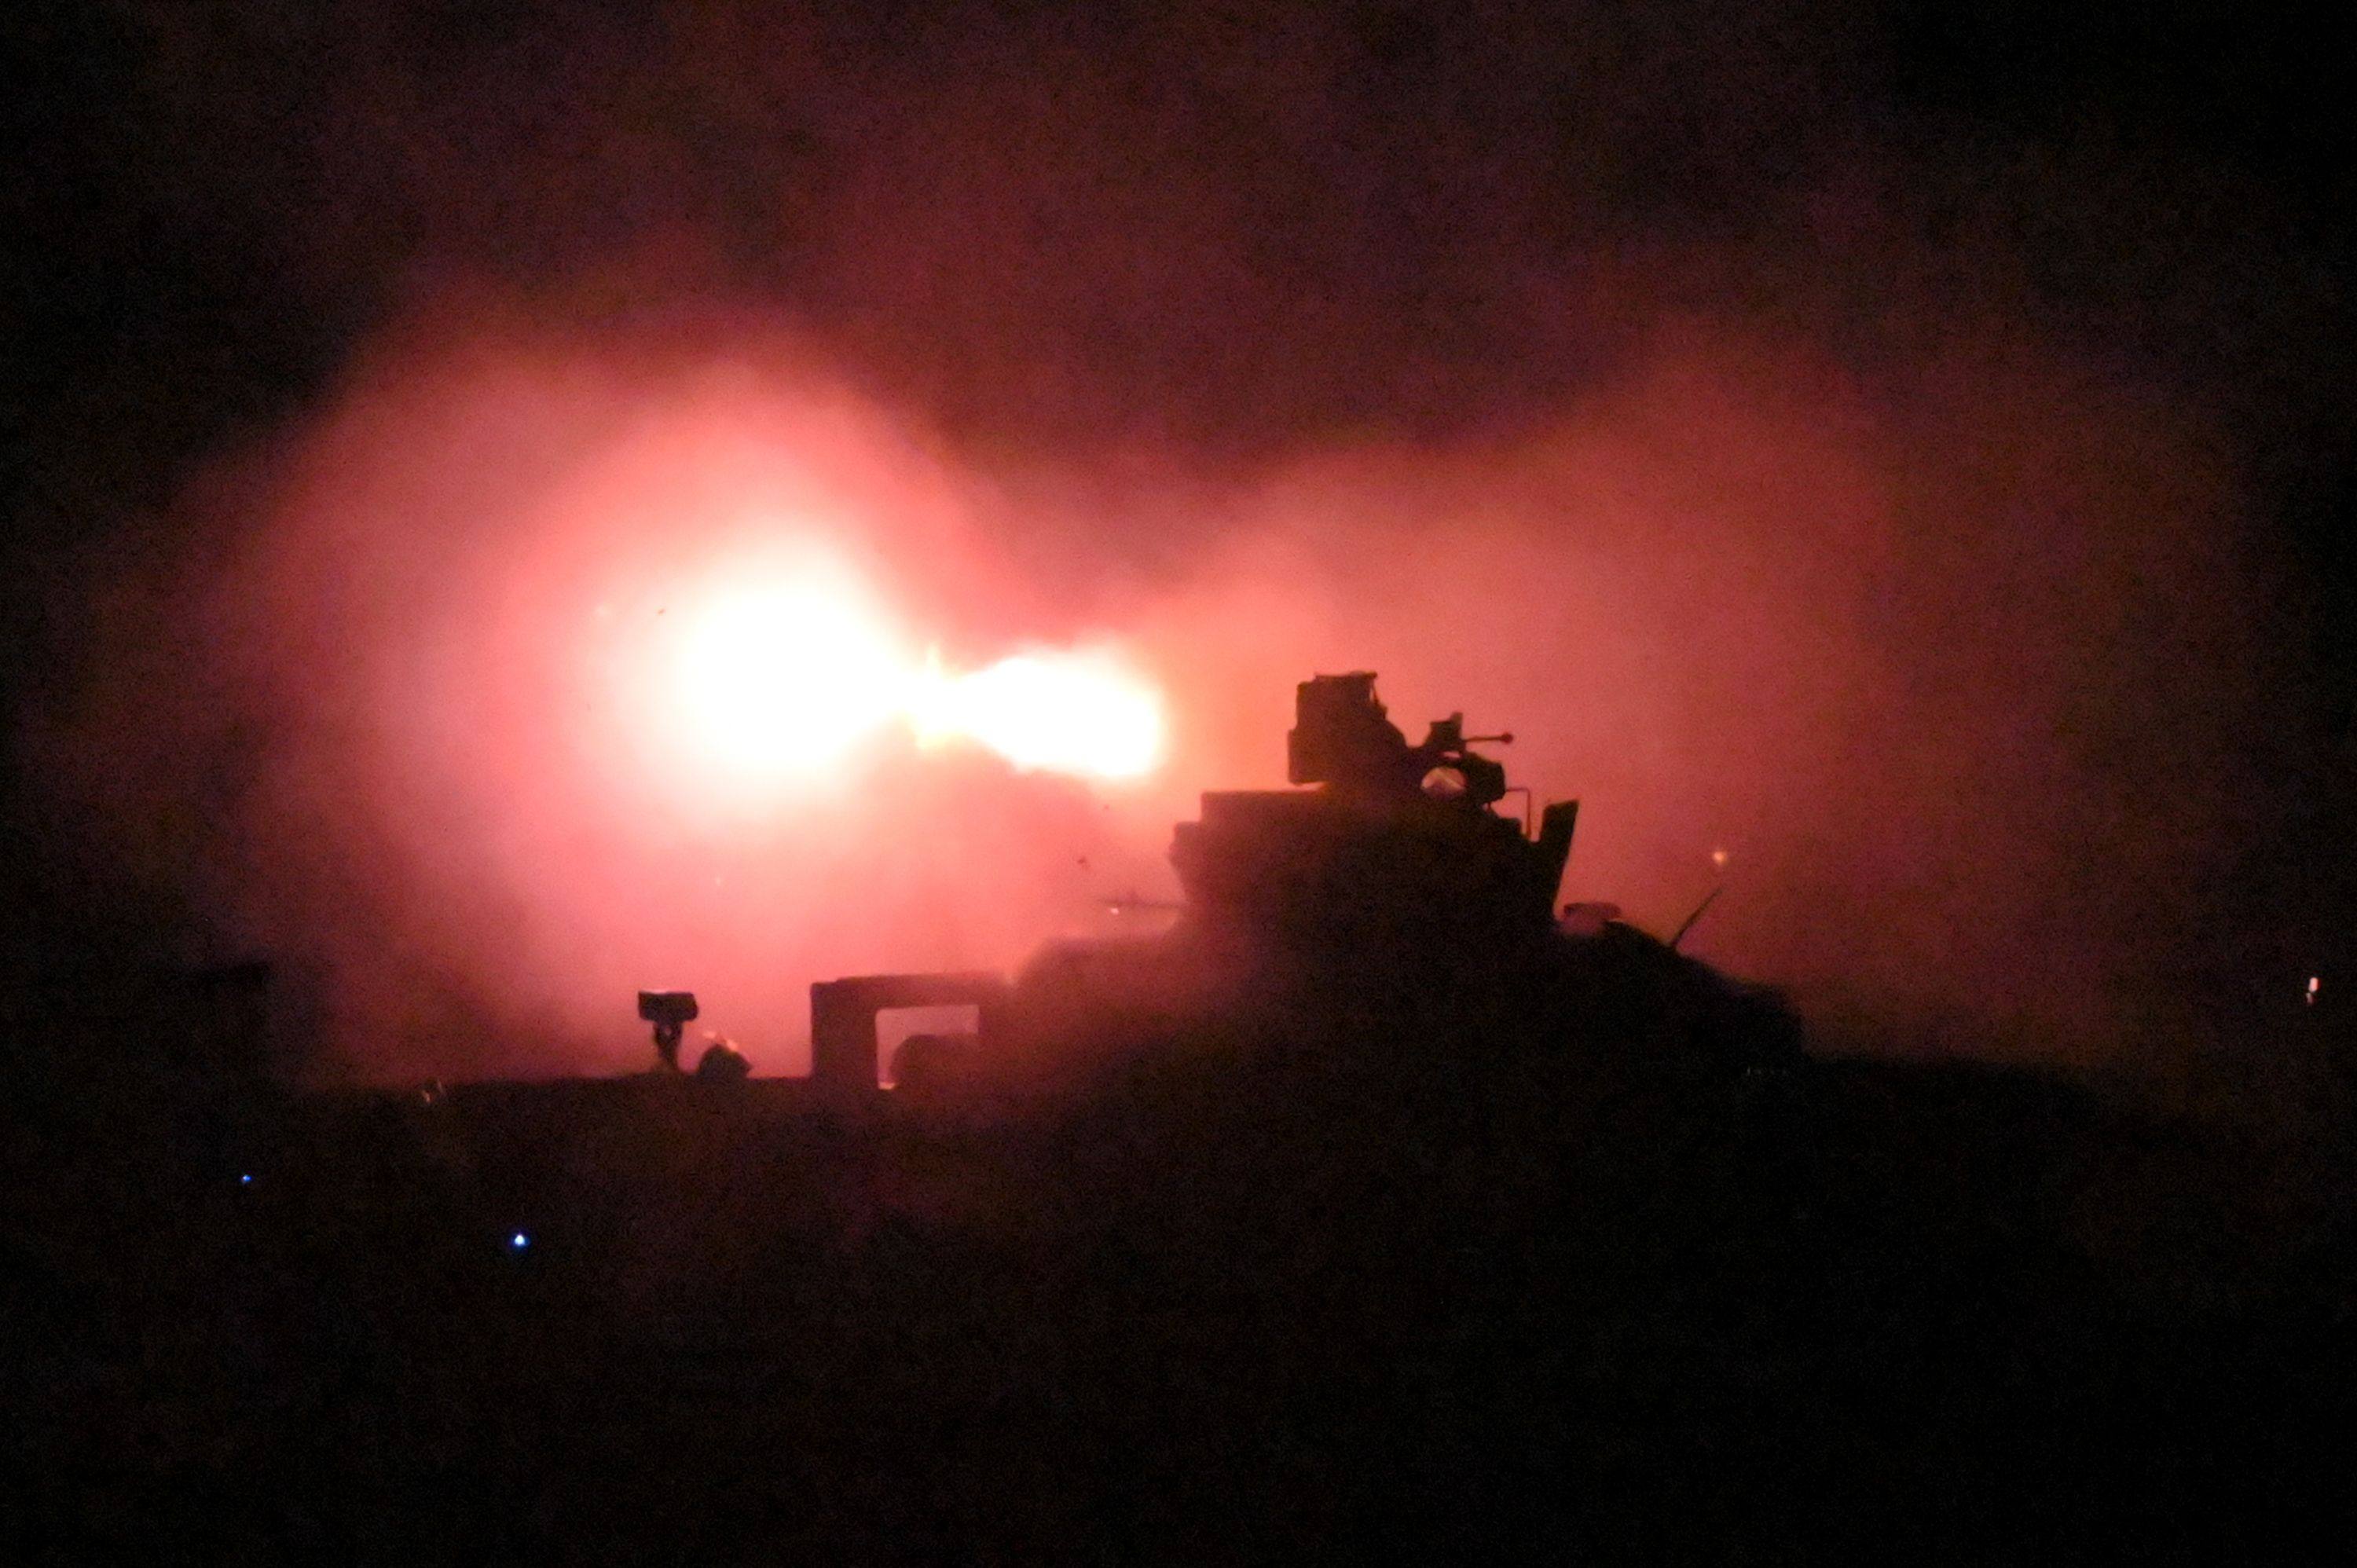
115,330,1197,1079
49,302,2265,1080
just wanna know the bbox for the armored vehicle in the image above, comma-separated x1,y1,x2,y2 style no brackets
821,672,1604,1096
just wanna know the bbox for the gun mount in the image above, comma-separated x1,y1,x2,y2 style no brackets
1175,672,1576,947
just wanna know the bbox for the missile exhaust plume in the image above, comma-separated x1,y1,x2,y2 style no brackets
659,553,1164,794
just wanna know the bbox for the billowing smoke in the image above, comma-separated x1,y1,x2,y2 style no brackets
12,1,2328,1082
40,324,1193,1077
35,295,2265,1079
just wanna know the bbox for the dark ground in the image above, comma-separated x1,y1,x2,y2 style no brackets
5,951,2352,1562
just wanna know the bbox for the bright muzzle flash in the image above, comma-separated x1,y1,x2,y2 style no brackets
666,566,1164,785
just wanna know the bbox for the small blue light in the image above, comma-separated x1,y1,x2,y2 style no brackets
510,1232,530,1251
239,1174,252,1185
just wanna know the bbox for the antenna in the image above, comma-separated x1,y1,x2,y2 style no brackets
1667,885,1724,951
1500,785,1534,837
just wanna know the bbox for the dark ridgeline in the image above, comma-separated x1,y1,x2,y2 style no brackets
5,675,2350,1559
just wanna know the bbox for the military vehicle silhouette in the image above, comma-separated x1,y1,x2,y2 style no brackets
814,671,1794,1099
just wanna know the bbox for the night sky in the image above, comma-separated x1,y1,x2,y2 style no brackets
6,0,2352,1083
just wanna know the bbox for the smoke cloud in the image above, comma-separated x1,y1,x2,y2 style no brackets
33,292,2264,1079
13,1,2327,1082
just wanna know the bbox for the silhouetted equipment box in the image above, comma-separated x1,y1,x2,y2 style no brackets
636,991,698,1028
809,973,1012,1094
1288,671,1401,787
